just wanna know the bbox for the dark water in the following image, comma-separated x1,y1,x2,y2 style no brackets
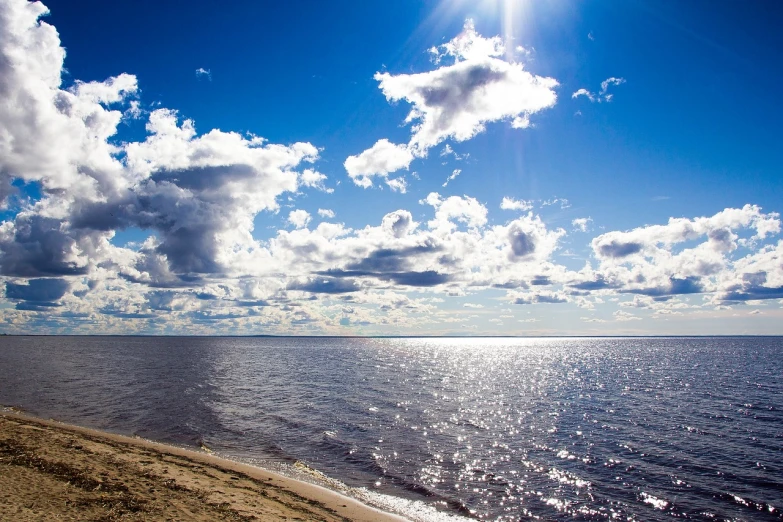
0,336,781,521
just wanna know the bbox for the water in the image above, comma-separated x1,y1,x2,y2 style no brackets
0,336,781,521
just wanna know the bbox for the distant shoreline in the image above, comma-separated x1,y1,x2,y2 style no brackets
1,333,781,338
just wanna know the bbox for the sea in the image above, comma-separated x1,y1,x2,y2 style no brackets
0,336,781,521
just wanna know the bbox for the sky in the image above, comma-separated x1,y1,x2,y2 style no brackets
0,0,782,335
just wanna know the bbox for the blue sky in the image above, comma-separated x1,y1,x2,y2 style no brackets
0,0,782,335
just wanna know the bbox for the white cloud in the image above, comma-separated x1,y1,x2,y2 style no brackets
500,197,533,211
423,192,487,232
541,197,570,209
573,77,626,103
0,0,322,284
1,0,782,335
288,209,311,229
343,139,413,188
377,21,558,155
439,144,468,161
614,310,641,321
510,289,569,305
299,169,330,192
195,68,212,81
124,100,143,120
442,169,461,187
348,19,558,184
381,210,416,238
572,217,592,232
429,19,504,63
571,88,595,102
584,205,782,303
592,205,779,262
385,176,408,193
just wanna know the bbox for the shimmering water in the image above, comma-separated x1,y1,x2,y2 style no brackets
1,336,781,521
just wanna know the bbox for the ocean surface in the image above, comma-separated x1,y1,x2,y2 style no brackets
0,336,781,521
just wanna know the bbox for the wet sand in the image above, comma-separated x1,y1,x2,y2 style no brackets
0,412,407,521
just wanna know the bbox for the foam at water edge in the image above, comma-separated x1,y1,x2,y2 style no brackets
219,454,473,522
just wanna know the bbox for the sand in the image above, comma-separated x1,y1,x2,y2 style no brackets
0,412,408,522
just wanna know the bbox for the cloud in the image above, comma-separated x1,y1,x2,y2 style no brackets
614,310,641,321
571,88,594,101
195,68,212,81
597,240,643,259
439,144,468,161
587,205,781,300
385,176,408,193
0,215,92,277
592,205,778,261
377,20,558,155
0,0,321,286
716,241,783,302
500,197,533,212
289,277,361,294
423,192,487,232
627,276,703,297
300,169,331,192
572,77,626,103
347,19,558,183
572,217,592,232
512,290,569,305
382,210,416,238
5,278,69,305
1,0,782,335
288,210,311,229
442,169,461,187
344,139,413,188
502,214,565,262
541,197,570,209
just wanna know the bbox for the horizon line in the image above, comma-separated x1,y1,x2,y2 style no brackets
1,334,781,339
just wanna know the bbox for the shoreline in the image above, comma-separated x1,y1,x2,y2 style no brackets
0,411,409,521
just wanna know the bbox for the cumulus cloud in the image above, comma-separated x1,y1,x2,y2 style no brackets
344,139,413,188
1,0,782,335
378,20,558,154
0,0,321,285
385,176,408,193
423,192,487,232
288,210,311,229
346,19,558,183
716,240,783,302
382,210,416,238
572,217,592,232
5,278,69,309
586,205,781,300
500,197,533,211
299,169,331,192
511,289,569,305
614,310,641,321
592,205,778,261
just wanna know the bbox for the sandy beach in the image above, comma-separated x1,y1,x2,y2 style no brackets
0,412,407,522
